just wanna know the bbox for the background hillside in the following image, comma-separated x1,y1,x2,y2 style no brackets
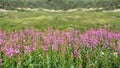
0,0,120,10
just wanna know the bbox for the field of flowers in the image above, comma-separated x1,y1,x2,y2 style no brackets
0,28,120,68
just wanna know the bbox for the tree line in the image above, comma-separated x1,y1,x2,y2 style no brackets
0,0,120,10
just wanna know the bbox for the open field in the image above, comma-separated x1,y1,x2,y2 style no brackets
0,10,120,68
0,10,120,31
0,0,120,67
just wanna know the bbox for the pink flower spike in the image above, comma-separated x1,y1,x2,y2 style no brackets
0,59,2,63
0,39,3,45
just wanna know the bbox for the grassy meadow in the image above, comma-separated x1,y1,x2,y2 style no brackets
0,10,120,31
0,10,120,68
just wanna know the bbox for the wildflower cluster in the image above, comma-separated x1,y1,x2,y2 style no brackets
0,28,119,68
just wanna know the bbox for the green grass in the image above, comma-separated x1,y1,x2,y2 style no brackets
0,11,120,31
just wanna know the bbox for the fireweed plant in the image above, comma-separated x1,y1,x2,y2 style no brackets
0,28,120,68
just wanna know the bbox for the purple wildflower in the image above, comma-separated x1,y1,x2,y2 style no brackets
0,59,2,63
0,39,3,45
6,48,15,58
